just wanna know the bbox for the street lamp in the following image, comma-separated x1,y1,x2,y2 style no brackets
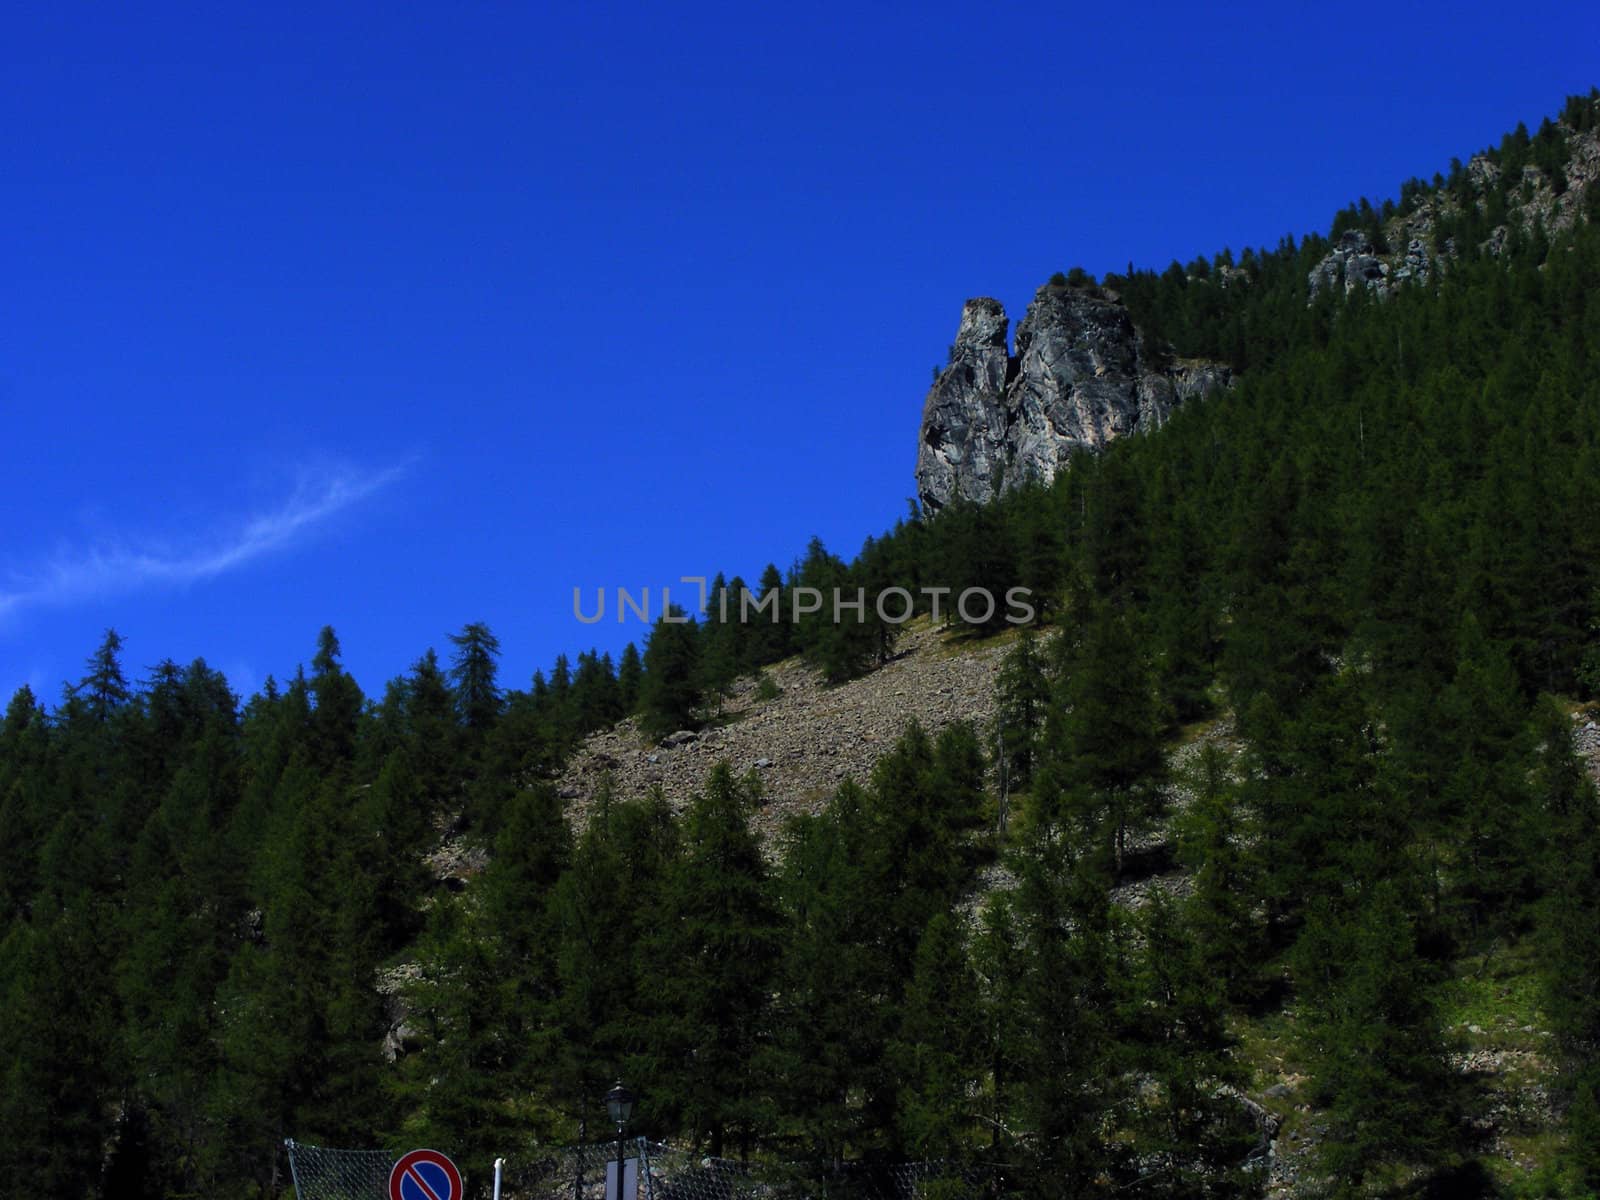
605,1081,635,1200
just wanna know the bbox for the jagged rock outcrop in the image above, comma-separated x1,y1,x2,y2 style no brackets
1307,229,1434,300
1307,230,1391,298
1307,113,1600,302
915,298,1014,512
916,286,1230,513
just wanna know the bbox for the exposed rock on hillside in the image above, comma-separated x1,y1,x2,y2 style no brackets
915,299,1013,513
1307,114,1600,300
556,621,1011,847
1571,712,1600,784
916,287,1230,512
1307,230,1432,300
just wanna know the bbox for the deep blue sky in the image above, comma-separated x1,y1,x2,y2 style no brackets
4,2,1597,703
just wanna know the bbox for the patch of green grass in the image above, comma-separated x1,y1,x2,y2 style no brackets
1439,938,1550,1052
1233,1006,1310,1112
1489,1133,1583,1197
1554,694,1594,721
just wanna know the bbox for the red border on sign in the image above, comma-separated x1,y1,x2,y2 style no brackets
388,1148,463,1200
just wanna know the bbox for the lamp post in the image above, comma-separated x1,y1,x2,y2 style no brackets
605,1080,634,1200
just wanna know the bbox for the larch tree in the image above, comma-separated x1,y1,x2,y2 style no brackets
449,621,504,733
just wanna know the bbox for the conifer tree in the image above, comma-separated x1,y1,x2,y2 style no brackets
1125,892,1255,1194
77,627,132,720
638,609,701,738
1008,836,1128,1194
1245,673,1411,942
995,629,1051,792
1534,696,1600,1188
1175,743,1260,1000
697,572,741,713
647,763,778,1155
0,906,123,1196
1082,450,1147,608
889,912,982,1158
390,891,523,1182
1036,604,1164,872
794,537,877,682
405,648,458,806
449,621,503,732
473,782,573,1139
351,749,432,951
309,626,362,771
0,686,49,921
867,722,968,979
970,893,1027,1162
1292,884,1457,1192
1437,614,1539,937
571,649,620,731
554,785,679,1138
750,562,793,665
769,781,886,1160
617,643,643,714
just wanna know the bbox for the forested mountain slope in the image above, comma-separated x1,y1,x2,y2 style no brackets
6,91,1600,1200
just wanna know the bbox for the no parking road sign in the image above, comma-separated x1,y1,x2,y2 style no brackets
388,1149,463,1200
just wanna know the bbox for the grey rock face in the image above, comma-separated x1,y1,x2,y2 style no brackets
1391,237,1431,285
1306,229,1422,301
915,287,1230,513
915,298,1014,511
1301,111,1600,306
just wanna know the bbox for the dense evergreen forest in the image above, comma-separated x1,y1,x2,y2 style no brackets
7,92,1600,1198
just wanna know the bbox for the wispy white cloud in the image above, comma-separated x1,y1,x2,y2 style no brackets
0,460,408,620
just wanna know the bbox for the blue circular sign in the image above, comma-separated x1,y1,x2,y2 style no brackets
388,1149,462,1200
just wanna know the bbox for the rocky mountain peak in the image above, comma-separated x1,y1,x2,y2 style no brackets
952,296,1009,351
916,284,1230,513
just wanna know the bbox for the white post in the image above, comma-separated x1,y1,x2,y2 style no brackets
493,1157,504,1200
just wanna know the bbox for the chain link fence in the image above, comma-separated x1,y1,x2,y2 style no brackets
499,1138,652,1200
287,1139,1000,1200
637,1152,995,1200
284,1141,397,1200
504,1144,997,1200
